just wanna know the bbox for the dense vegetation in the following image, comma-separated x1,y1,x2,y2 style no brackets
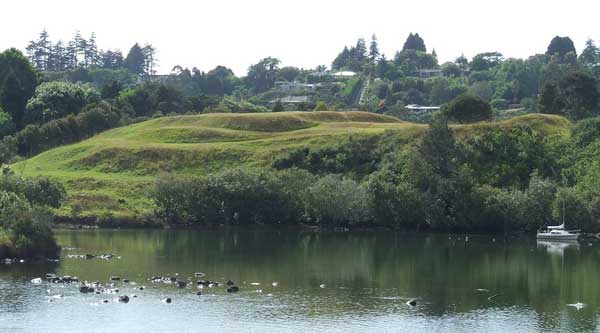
0,167,65,258
2,30,600,236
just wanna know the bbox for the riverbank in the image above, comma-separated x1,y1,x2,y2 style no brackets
13,112,569,222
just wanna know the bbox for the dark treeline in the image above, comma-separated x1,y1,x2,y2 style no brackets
26,30,156,75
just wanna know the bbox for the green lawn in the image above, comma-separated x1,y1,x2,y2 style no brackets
13,111,570,222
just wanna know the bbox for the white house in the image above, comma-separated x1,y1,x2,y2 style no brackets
405,104,440,114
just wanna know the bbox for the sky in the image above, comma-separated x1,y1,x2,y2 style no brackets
0,0,597,75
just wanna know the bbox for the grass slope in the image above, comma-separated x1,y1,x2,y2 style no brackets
13,111,570,222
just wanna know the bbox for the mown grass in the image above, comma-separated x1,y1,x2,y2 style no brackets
13,111,570,222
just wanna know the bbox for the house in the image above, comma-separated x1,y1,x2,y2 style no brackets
274,81,317,92
417,69,443,79
271,95,312,104
332,71,357,78
405,104,440,114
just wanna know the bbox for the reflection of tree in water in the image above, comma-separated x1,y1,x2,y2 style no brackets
52,230,600,331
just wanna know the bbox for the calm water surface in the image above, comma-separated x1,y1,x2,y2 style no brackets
0,229,599,332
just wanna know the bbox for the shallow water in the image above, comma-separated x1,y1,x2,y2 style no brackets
0,229,598,332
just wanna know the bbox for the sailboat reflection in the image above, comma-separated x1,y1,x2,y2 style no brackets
537,239,580,256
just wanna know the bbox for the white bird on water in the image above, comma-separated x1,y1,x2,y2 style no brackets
567,302,586,311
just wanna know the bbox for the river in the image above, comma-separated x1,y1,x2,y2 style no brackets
0,229,598,332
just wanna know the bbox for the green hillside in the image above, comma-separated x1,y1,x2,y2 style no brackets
13,111,570,222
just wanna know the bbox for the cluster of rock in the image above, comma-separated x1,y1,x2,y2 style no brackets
66,253,120,260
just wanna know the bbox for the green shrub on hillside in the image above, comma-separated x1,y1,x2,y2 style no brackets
442,93,492,123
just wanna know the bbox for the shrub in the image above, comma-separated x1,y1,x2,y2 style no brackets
153,168,314,225
303,175,371,226
313,102,328,111
442,93,492,123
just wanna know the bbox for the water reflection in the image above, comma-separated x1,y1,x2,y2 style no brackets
537,240,580,256
0,229,599,332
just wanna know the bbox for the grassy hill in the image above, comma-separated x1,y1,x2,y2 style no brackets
12,111,570,223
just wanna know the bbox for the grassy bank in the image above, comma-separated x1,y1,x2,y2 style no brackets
13,111,570,223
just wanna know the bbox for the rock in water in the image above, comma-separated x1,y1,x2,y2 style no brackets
319,284,326,289
176,281,187,289
406,299,417,307
226,280,235,286
196,291,203,296
118,296,130,303
110,276,120,281
272,282,279,287
162,298,172,304
31,278,43,284
194,272,205,277
227,286,240,293
79,286,94,293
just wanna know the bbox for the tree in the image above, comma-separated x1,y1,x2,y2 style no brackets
101,81,123,99
124,43,146,75
0,49,38,130
142,44,157,75
539,72,599,119
420,115,458,177
579,39,600,68
369,34,380,62
85,32,100,67
470,52,504,71
0,107,15,138
403,33,427,52
246,57,280,93
442,93,492,123
101,50,124,69
394,49,438,74
538,81,563,115
546,36,577,60
24,82,93,124
558,72,599,119
277,66,301,82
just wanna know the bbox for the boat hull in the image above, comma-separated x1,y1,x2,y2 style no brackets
536,234,580,241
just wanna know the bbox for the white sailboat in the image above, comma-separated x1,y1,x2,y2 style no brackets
536,195,581,241
536,223,581,241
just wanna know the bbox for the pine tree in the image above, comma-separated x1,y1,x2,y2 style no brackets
403,33,427,52
124,43,146,75
66,38,78,69
579,39,600,68
36,29,51,70
86,33,99,67
73,30,88,67
142,44,157,75
354,38,367,62
369,34,380,62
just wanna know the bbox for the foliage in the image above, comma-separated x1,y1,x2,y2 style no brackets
205,96,267,113
0,48,38,130
402,33,427,52
546,36,577,63
0,170,65,258
15,103,120,156
442,93,492,123
153,168,313,225
539,72,599,119
304,175,370,226
25,81,98,124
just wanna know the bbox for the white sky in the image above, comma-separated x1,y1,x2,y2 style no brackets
1,0,597,75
